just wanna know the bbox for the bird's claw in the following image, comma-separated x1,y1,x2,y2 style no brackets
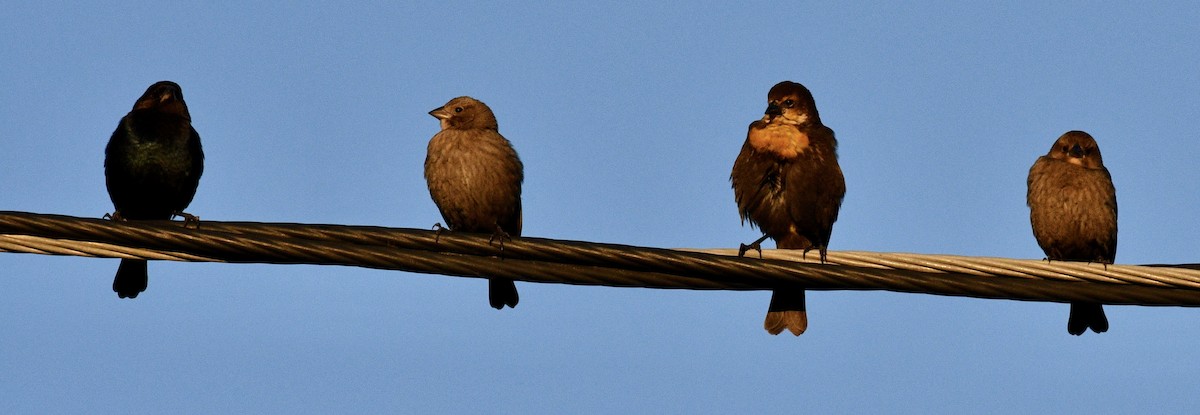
431,223,447,243
173,211,200,229
488,226,512,251
738,242,763,259
738,234,771,259
103,211,125,221
803,247,829,264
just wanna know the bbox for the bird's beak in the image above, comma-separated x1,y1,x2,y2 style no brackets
429,107,450,120
1069,144,1084,158
764,103,782,118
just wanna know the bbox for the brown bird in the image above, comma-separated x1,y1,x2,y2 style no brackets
1027,130,1117,335
104,81,204,298
731,81,846,336
425,96,523,309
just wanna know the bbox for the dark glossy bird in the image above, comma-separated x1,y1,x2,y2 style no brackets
1027,130,1117,335
731,81,846,336
425,96,523,309
104,81,204,298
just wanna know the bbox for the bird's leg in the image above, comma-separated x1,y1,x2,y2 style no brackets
488,224,512,252
738,234,771,259
431,223,447,243
804,246,829,264
173,211,201,229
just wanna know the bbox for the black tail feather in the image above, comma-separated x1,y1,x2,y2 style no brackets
488,278,519,309
113,259,148,299
1067,302,1108,335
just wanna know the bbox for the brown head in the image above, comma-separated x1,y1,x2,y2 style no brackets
131,81,190,119
429,96,499,131
1046,130,1105,169
763,81,819,126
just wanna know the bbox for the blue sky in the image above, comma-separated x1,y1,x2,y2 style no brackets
2,1,1199,413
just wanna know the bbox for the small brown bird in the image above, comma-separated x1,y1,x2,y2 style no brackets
425,96,523,309
731,81,846,336
104,81,204,298
1027,130,1117,335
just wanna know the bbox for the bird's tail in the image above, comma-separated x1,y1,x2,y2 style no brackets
113,259,148,299
765,236,816,335
489,278,519,309
1067,302,1108,335
765,289,807,335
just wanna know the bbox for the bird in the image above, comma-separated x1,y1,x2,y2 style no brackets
104,81,205,299
731,81,846,336
424,96,524,310
1027,130,1117,335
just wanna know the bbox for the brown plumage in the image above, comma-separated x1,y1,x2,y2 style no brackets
104,81,204,299
731,81,846,336
425,96,523,309
1027,130,1117,335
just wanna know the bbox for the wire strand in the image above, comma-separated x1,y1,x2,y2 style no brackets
2,211,1199,306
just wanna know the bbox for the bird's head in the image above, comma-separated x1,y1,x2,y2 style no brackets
763,81,819,126
1048,130,1105,169
132,81,190,118
429,96,499,131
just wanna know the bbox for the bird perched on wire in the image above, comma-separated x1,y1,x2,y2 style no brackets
731,81,846,336
104,81,205,299
425,96,524,309
1027,130,1117,335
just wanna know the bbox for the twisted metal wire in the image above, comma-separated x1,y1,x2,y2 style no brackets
2,211,1199,306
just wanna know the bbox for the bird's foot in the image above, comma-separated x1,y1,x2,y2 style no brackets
488,225,512,251
431,223,447,243
803,246,829,264
173,211,201,229
103,211,125,221
738,234,771,259
739,242,762,259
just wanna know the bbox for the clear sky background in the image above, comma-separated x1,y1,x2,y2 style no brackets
3,2,1199,413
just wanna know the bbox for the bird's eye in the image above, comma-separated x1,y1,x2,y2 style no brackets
454,107,463,113
1061,145,1069,152
783,99,794,107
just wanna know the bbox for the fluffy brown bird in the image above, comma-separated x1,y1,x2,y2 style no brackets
104,81,204,298
1027,130,1117,335
731,81,846,336
425,96,523,309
